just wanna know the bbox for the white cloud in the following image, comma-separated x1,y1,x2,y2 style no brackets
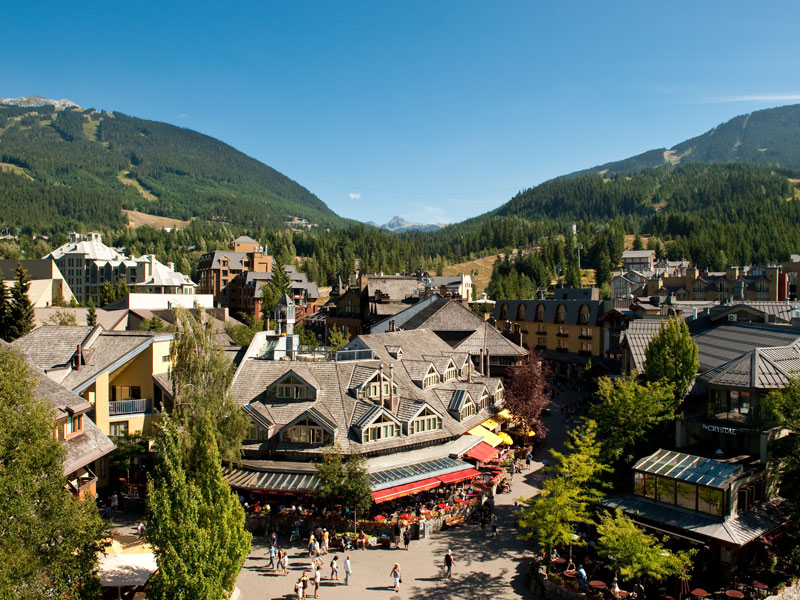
349,192,361,200
178,113,189,119
701,94,800,104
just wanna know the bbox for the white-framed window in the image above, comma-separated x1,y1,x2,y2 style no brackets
537,324,547,333
581,327,591,337
281,418,331,444
478,391,490,410
494,388,504,403
558,325,569,335
275,375,314,400
443,364,457,382
460,402,476,420
581,341,592,352
538,336,547,347
423,370,438,389
557,339,568,350
363,415,400,442
410,413,442,434
358,377,394,400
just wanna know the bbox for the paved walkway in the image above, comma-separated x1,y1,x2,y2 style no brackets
235,392,579,600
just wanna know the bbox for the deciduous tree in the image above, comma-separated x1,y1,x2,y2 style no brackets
644,315,699,405
0,346,108,599
46,309,79,326
146,415,251,600
315,444,373,530
594,375,675,465
169,308,249,464
596,510,694,582
504,349,550,438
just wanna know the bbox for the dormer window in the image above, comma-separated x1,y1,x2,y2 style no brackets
363,413,400,442
443,363,457,382
423,370,439,389
281,417,332,444
247,424,269,441
556,304,566,323
270,372,317,400
409,408,442,434
356,371,396,400
65,414,83,436
460,402,476,420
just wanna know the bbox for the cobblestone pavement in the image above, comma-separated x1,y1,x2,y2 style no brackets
235,390,580,600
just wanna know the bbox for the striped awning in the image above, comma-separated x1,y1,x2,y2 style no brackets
372,477,441,503
465,441,499,463
437,468,481,485
223,467,322,494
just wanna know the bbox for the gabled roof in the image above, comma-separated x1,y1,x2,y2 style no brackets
285,406,338,434
447,389,473,412
348,365,379,390
267,365,320,392
244,403,273,431
352,404,402,429
422,355,456,375
453,323,528,358
699,341,800,390
403,360,436,382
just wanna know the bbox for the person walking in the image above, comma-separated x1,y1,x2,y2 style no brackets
344,554,352,585
403,527,410,550
330,555,339,581
390,563,402,592
393,521,402,549
314,565,322,598
282,550,290,575
268,544,278,569
295,577,304,600
301,571,310,599
444,549,455,580
491,513,498,537
322,529,329,554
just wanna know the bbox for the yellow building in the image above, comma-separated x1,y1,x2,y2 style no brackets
12,326,173,438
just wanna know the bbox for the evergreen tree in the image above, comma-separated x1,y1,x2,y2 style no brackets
0,280,10,340
86,298,97,327
260,258,290,327
169,308,249,464
327,324,349,351
0,346,108,599
595,251,612,286
100,281,117,307
146,415,251,600
9,264,34,340
644,315,699,405
632,233,644,251
142,315,166,331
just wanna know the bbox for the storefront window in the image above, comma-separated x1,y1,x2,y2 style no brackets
633,472,644,495
643,473,656,499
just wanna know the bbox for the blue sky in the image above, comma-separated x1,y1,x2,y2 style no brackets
3,1,800,224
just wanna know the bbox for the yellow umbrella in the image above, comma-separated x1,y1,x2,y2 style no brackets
498,431,513,445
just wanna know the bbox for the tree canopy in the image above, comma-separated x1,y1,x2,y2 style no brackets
504,349,550,438
644,315,699,404
0,346,108,599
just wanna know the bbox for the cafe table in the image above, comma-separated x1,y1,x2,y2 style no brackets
374,515,386,521
725,591,744,599
690,589,708,598
563,570,577,579
590,581,607,591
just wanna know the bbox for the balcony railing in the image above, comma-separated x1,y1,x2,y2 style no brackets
109,398,152,416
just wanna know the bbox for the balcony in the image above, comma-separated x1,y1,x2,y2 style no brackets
109,398,153,416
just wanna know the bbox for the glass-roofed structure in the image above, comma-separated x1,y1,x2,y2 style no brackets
633,449,744,517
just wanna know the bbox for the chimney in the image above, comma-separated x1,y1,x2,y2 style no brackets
168,262,175,271
75,344,81,371
467,359,473,383
389,364,394,411
485,348,490,377
479,349,484,376
379,364,385,407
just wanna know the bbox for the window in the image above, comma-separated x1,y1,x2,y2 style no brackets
697,486,724,516
657,477,676,504
579,305,590,323
537,336,547,347
537,324,546,333
363,415,400,442
535,304,545,322
275,375,314,400
281,418,331,444
494,387,504,403
247,424,270,441
409,413,442,434
516,304,525,321
66,414,83,435
556,305,566,323
221,260,228,266
580,327,591,337
162,355,170,363
423,370,438,389
557,339,568,350
460,402,476,420
112,386,141,401
109,421,129,437
443,365,457,382
676,481,696,510
558,325,569,335
580,341,592,352
478,391,490,410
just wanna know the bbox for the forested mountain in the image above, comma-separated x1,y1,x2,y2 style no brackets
0,101,345,233
564,103,800,178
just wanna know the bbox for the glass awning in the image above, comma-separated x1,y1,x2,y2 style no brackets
633,449,741,489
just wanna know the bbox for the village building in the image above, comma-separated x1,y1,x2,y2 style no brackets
1,340,115,500
0,258,75,306
196,235,272,308
45,232,196,304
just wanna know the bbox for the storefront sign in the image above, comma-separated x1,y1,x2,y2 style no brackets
702,424,737,435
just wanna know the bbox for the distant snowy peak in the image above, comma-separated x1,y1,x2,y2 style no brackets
378,215,447,233
0,95,82,109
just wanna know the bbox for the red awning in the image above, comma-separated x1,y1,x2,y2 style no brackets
465,441,499,463
437,468,482,485
371,477,442,504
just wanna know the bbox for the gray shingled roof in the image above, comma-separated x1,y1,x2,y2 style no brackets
693,325,800,371
230,328,504,456
403,360,436,382
699,341,800,390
